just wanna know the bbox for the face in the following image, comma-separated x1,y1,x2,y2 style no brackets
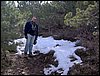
32,17,37,22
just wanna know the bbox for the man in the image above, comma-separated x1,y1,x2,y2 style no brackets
24,16,38,57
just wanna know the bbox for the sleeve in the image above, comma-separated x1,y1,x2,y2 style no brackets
24,22,28,37
34,24,38,41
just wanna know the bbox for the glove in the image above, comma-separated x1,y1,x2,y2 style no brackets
25,36,27,39
33,40,37,45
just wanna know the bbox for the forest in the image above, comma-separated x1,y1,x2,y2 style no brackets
1,1,99,75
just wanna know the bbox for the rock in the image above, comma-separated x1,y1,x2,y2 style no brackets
75,40,82,46
34,50,40,54
55,44,61,47
69,55,77,62
75,49,88,58
48,50,55,56
22,71,27,75
8,69,12,73
53,35,62,40
52,60,58,67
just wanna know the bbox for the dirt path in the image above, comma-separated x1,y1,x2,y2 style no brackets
3,51,56,75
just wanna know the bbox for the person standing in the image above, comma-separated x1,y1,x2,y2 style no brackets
24,16,38,57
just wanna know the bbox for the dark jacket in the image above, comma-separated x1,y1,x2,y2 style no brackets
24,21,38,41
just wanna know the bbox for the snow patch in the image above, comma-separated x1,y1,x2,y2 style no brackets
14,36,85,75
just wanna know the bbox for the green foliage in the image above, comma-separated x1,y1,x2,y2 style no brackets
64,1,98,28
64,12,72,19
83,1,89,5
76,1,94,10
1,1,23,54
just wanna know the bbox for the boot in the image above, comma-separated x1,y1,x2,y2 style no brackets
28,52,33,57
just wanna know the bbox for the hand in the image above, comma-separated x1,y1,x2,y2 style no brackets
33,40,37,45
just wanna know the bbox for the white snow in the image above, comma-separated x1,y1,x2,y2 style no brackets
8,41,13,45
14,36,85,75
94,26,97,28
